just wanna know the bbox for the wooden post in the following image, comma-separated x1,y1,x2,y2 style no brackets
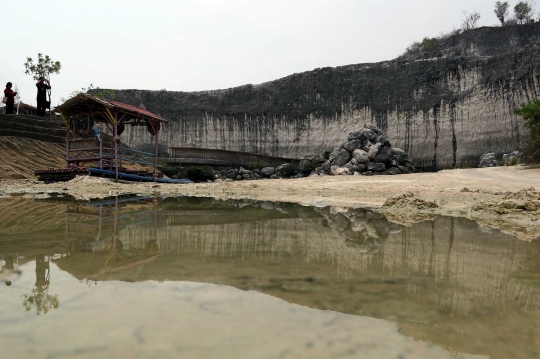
112,196,118,257
114,112,119,180
153,122,159,182
65,125,70,169
99,135,103,169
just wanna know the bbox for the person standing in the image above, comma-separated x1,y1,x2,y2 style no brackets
3,82,17,115
36,77,51,116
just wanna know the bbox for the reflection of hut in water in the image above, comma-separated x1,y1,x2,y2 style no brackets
54,196,164,279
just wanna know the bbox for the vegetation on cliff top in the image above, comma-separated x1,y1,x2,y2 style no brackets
405,1,539,57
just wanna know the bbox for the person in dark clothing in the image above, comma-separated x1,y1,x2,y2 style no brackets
36,77,51,116
4,82,17,114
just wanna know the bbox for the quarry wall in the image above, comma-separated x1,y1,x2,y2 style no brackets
109,23,540,169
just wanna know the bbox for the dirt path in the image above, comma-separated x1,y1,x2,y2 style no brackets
1,165,539,241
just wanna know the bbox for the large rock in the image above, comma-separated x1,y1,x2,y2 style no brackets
343,139,363,152
502,151,521,165
398,166,410,174
364,130,378,142
352,149,370,164
364,123,378,132
330,165,351,175
275,163,291,176
368,162,386,172
384,167,401,175
260,167,275,177
479,153,498,168
334,149,352,167
334,167,351,175
328,148,340,162
391,147,406,157
368,143,381,160
377,135,391,147
321,161,331,171
374,147,392,164
347,129,369,141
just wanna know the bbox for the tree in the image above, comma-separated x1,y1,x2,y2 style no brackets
515,100,540,135
23,53,61,116
514,1,534,24
462,11,481,31
494,1,510,25
515,100,540,163
23,53,61,81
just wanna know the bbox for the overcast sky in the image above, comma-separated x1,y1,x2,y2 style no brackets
1,0,516,106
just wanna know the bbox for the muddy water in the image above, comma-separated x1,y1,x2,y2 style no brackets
0,196,539,359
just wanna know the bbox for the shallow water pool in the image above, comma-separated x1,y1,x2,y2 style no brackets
0,196,539,358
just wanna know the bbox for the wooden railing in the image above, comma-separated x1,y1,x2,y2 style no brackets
165,147,298,168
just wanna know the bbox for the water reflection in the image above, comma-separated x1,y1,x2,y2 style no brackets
0,195,539,358
21,253,59,315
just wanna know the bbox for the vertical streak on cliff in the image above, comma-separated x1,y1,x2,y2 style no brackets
404,110,412,155
432,103,441,169
449,102,458,168
506,97,522,149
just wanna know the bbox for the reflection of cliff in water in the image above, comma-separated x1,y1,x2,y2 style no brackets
1,196,539,358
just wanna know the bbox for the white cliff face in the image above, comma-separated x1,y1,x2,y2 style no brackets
120,78,527,170
113,25,540,169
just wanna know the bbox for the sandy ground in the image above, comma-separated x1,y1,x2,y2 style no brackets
0,137,65,179
1,165,539,241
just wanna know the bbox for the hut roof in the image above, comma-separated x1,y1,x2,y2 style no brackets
53,93,166,125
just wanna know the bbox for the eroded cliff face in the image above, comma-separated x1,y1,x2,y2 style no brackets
109,23,540,169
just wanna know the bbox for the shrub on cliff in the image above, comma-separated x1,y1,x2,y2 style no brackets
422,37,440,52
515,100,540,163
323,150,332,160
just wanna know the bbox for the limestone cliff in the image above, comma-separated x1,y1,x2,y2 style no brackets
108,23,540,169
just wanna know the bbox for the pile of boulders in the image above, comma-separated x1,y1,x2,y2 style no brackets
313,124,414,176
503,151,521,165
213,163,304,181
479,151,521,168
478,153,498,167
